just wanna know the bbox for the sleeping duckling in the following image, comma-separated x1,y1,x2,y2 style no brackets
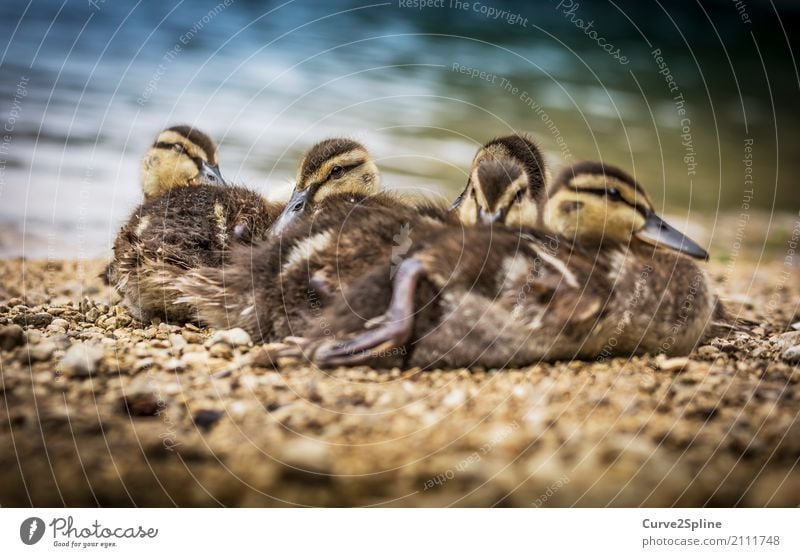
140,125,225,199
301,160,716,368
269,138,382,236
108,126,281,324
452,134,546,226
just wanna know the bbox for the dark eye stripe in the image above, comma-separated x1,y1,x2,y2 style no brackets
573,187,648,217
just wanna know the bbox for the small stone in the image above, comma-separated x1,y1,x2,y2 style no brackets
50,318,69,330
164,358,186,372
208,343,233,359
639,375,658,393
181,331,204,344
181,352,210,368
208,328,251,348
193,409,223,431
443,388,466,407
134,357,156,372
29,341,56,362
772,331,800,349
281,439,330,473
658,356,690,372
792,321,800,331
121,387,162,417
169,333,187,349
696,345,719,359
59,342,104,377
782,346,800,364
13,312,53,328
0,324,25,351
102,317,118,331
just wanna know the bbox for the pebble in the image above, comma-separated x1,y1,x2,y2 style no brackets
782,346,800,364
181,330,204,344
50,318,70,330
657,356,690,372
208,343,233,359
696,345,719,359
791,321,800,331
208,328,251,347
164,358,186,372
29,341,56,362
121,387,162,417
59,342,104,377
281,439,330,473
193,409,223,431
0,324,25,351
13,312,53,328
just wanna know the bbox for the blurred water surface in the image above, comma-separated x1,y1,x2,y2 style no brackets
0,0,797,257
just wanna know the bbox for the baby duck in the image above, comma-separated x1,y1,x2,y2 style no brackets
108,126,281,324
140,125,225,199
299,160,716,368
452,134,546,226
269,138,381,236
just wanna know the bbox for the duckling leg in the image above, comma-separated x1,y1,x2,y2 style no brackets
314,258,426,367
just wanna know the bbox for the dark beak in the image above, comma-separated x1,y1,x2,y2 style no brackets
270,188,310,237
449,181,469,210
635,212,709,260
200,160,226,185
479,207,505,225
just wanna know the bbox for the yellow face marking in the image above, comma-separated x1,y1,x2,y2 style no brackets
544,187,646,244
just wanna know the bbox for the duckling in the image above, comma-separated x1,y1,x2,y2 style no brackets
140,125,225,199
451,134,546,226
297,160,716,368
108,126,282,324
269,138,382,236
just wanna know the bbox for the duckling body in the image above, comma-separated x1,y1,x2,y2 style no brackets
178,192,455,341
111,184,281,323
299,160,717,368
107,126,280,323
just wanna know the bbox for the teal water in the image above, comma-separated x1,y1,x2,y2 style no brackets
0,0,797,257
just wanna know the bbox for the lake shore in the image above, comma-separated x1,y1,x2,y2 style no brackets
0,256,798,507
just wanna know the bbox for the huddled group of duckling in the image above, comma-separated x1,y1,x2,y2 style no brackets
106,125,734,369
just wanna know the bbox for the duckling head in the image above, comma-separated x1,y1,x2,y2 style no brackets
544,161,709,260
458,158,536,226
452,134,546,227
140,125,225,199
270,138,380,236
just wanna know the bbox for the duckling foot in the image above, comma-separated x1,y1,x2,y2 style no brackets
314,258,426,367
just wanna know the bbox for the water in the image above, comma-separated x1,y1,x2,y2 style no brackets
1,0,797,258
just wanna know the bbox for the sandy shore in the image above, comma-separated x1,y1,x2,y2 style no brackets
0,256,799,507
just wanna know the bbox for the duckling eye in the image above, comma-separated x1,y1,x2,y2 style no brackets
514,189,525,203
329,165,345,179
607,187,622,201
172,143,186,155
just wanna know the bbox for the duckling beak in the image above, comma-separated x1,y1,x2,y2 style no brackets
479,207,505,224
636,212,709,260
270,188,309,237
200,160,226,185
449,183,468,210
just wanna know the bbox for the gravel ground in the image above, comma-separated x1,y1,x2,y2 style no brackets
0,254,799,507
